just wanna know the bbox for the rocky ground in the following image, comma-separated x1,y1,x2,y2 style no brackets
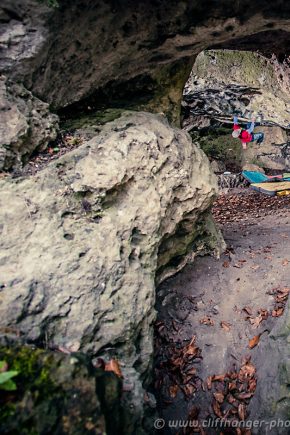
10,130,85,177
154,188,290,434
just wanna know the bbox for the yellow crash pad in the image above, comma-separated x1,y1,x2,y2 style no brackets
277,190,290,196
251,181,290,196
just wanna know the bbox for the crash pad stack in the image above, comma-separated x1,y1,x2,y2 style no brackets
242,171,290,196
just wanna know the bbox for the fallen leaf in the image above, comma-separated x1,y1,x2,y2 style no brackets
239,362,256,379
238,403,247,420
212,374,226,382
243,306,253,316
184,344,199,357
213,392,224,404
251,265,260,271
259,309,269,320
228,371,238,380
248,334,261,349
227,393,238,404
212,400,223,418
249,315,263,328
275,288,290,303
248,378,257,393
181,383,195,397
235,392,253,400
221,321,231,332
172,320,180,332
200,316,214,326
228,381,237,391
171,357,183,367
282,259,289,266
223,260,230,268
85,422,96,431
169,385,179,398
279,287,290,295
105,359,123,378
272,307,284,317
206,376,212,390
275,293,288,303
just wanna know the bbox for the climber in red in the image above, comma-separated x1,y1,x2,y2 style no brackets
232,116,264,150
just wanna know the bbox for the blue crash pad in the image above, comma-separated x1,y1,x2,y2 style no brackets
242,171,268,184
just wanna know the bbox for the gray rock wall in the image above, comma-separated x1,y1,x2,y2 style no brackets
1,0,290,124
0,76,58,170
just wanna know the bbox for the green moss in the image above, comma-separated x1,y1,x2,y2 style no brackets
193,50,280,95
191,126,243,170
0,344,122,434
1,346,55,391
249,158,264,168
61,108,125,130
0,346,59,433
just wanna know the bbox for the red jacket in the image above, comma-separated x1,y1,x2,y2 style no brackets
233,123,252,144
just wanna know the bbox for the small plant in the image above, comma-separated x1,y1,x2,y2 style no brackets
0,361,18,391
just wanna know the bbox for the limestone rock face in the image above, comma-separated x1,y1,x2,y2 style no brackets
0,112,223,372
183,50,290,129
0,0,52,75
0,76,59,170
243,126,289,170
210,159,226,174
1,0,290,124
242,163,265,174
183,50,290,171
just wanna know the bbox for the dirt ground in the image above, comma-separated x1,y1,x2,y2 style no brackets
154,189,290,434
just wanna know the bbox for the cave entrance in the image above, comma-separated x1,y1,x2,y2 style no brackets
153,46,290,433
181,48,290,178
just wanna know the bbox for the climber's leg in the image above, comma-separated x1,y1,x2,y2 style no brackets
252,132,264,144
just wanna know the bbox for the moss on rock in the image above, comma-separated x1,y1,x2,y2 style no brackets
190,126,243,171
193,50,280,92
0,342,122,435
61,108,125,130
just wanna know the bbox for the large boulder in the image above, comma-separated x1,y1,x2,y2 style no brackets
0,111,223,376
244,126,289,170
0,76,58,170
